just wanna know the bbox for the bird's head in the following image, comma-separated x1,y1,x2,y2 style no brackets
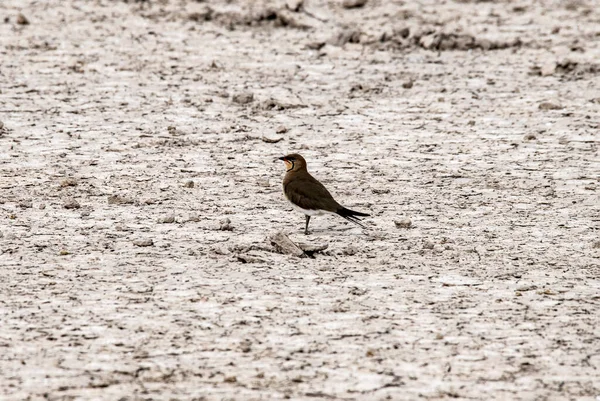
278,153,306,172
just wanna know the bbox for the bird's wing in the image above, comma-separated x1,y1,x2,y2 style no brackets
284,175,341,213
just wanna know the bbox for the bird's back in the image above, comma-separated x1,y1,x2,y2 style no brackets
283,170,341,213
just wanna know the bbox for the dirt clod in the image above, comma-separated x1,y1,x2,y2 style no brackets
63,199,80,209
538,102,563,110
232,92,254,105
343,0,368,9
16,14,29,25
394,218,412,228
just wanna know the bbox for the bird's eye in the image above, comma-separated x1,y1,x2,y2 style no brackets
288,157,295,161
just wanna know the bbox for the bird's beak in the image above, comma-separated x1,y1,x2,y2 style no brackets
278,156,286,161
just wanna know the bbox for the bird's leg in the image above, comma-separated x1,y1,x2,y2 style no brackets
304,215,311,235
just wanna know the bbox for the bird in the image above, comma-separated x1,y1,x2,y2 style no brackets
278,153,369,235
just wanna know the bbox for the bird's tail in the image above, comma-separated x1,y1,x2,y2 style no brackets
337,207,369,228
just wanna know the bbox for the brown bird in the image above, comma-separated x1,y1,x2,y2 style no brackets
279,153,369,234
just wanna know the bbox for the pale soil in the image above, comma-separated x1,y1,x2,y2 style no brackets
0,0,599,400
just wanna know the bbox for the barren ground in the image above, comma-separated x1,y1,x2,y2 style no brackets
1,0,599,400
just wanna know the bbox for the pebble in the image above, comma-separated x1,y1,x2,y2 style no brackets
538,101,563,110
394,218,412,228
402,80,414,89
63,199,81,209
18,200,33,209
422,240,435,250
276,125,288,134
232,92,254,105
343,0,367,8
286,0,303,11
540,61,556,76
219,218,233,231
133,239,154,247
0,121,4,129
523,133,536,141
17,13,29,25
60,178,78,187
158,215,175,224
184,180,194,188
108,195,134,205
269,232,305,257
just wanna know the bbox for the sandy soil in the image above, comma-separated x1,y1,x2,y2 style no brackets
1,0,599,400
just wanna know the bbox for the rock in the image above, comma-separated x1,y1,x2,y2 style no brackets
261,136,283,143
343,0,367,8
60,178,78,187
296,242,328,253
188,6,213,22
232,92,254,105
158,215,175,224
422,240,435,250
394,218,412,229
133,239,154,247
402,80,414,89
0,121,4,129
330,29,362,46
342,245,358,256
81,209,91,217
63,199,80,209
107,195,134,205
396,27,410,39
541,61,556,76
269,232,305,257
219,218,233,231
286,0,303,12
184,180,194,188
18,200,33,209
539,102,563,110
523,133,536,141
276,125,288,134
16,14,29,25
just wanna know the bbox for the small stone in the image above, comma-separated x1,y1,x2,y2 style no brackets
593,241,600,249
16,14,29,25
539,102,563,110
232,92,254,105
63,199,80,209
270,231,305,257
80,209,91,217
422,240,435,250
39,204,46,210
402,80,414,89
59,250,70,256
108,195,134,205
60,178,78,187
0,121,4,129
540,61,556,76
18,200,33,209
286,0,303,11
394,218,412,228
523,133,536,141
276,125,288,134
224,376,237,383
342,0,367,9
133,239,154,247
158,215,175,224
342,245,358,256
219,218,233,231
184,180,194,188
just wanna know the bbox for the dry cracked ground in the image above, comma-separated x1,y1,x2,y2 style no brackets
0,0,599,400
